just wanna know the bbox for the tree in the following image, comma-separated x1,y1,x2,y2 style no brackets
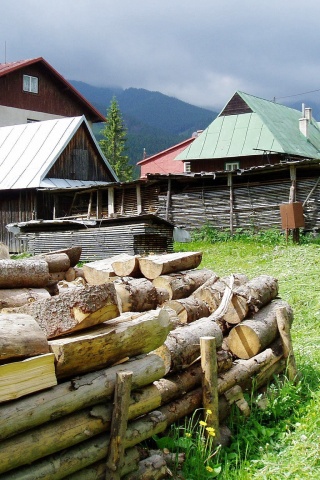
99,97,133,182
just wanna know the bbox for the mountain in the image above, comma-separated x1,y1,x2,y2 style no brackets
70,80,218,174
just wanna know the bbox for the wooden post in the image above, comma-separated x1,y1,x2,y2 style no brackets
166,177,172,221
105,371,133,479
96,190,102,219
200,336,220,445
108,187,115,218
276,306,298,383
136,184,142,215
289,165,299,243
87,192,93,220
228,173,234,236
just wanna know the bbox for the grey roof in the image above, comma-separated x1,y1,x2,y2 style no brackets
0,116,119,189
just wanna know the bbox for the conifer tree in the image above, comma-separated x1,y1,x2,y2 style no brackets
99,97,133,182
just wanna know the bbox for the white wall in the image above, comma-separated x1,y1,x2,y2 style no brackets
0,105,63,127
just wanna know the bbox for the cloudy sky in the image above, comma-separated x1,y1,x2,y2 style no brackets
2,0,320,110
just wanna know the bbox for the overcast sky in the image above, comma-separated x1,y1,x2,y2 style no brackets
2,0,320,111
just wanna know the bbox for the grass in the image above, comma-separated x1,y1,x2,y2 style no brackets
160,228,320,479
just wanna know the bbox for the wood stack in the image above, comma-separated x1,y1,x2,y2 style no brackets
0,249,296,479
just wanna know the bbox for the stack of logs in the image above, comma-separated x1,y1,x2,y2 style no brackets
0,248,296,480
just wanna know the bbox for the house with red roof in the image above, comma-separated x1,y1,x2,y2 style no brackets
0,57,104,127
137,133,201,177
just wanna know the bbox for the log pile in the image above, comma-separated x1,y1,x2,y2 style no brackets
0,248,297,479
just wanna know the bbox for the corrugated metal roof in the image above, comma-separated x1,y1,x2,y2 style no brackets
0,116,118,189
40,178,111,189
176,91,320,161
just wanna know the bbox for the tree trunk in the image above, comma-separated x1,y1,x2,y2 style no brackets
3,283,120,339
163,297,210,323
0,259,49,288
49,309,172,379
0,353,166,441
0,313,49,361
227,299,293,359
152,268,216,300
83,256,124,284
138,251,203,280
114,278,169,312
37,246,82,267
111,254,141,278
153,316,223,374
0,288,50,310
0,353,57,403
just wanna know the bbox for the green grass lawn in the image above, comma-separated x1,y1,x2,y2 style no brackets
171,233,320,479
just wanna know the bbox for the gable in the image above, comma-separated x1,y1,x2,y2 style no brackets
219,92,253,117
0,58,104,123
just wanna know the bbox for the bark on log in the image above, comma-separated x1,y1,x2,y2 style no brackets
65,267,76,282
0,242,10,259
83,256,122,284
0,353,57,403
47,271,66,286
276,306,298,382
122,454,167,480
138,251,203,280
162,297,210,324
230,275,279,317
0,353,166,441
0,259,49,288
153,316,223,374
0,288,50,310
111,254,141,278
114,278,169,312
49,309,172,379
0,313,49,361
37,246,82,267
192,274,249,320
227,299,293,359
3,283,120,339
35,253,70,273
152,268,216,300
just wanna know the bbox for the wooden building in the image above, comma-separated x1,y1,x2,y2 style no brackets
0,57,104,127
0,116,118,250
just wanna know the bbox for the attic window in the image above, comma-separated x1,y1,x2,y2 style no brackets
184,162,191,173
225,162,240,171
23,75,39,94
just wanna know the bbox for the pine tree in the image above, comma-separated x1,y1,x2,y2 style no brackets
99,97,133,182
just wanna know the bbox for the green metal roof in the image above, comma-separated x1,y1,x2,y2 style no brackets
176,91,320,161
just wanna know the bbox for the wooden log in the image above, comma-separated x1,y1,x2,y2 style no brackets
0,242,10,259
162,297,210,324
48,309,172,379
0,313,49,361
227,299,293,359
0,348,284,476
152,268,216,300
0,353,166,441
65,267,76,282
83,256,122,284
0,353,57,403
114,278,169,312
106,372,132,478
230,274,279,318
47,271,66,286
276,306,299,382
122,454,167,480
200,336,220,444
192,273,249,319
36,253,70,273
0,288,50,310
138,251,203,280
3,283,120,339
153,316,223,374
37,246,82,267
111,254,141,277
0,259,49,288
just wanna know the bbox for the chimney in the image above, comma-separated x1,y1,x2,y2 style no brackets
305,107,312,121
299,117,308,137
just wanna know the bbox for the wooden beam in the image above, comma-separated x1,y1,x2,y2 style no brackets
228,173,233,236
108,187,115,217
136,184,142,215
166,177,172,221
96,190,102,219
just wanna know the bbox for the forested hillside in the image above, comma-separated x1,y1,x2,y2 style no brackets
70,80,217,172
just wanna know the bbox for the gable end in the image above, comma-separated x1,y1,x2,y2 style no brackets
219,92,253,117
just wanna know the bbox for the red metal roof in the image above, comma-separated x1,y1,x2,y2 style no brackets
0,57,105,123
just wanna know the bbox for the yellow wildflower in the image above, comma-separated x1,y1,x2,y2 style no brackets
206,409,212,415
206,427,216,437
185,432,192,438
206,466,214,473
199,420,207,427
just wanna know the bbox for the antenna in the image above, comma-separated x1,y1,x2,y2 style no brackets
4,41,6,63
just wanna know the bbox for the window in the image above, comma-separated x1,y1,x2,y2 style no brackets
23,75,39,94
184,162,191,173
225,162,240,171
